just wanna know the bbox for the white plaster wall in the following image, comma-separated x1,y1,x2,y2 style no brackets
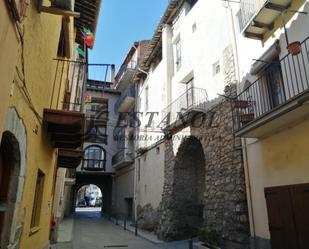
105,92,119,172
135,142,165,209
114,165,135,217
137,61,166,149
77,91,119,173
170,1,232,102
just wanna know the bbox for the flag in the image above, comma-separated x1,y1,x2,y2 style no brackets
77,47,85,57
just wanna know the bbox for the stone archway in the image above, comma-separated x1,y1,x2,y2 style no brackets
0,108,27,249
158,136,205,240
73,173,113,216
0,132,22,248
75,184,103,210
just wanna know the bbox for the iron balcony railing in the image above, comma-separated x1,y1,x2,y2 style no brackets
51,59,87,112
114,85,136,112
82,159,106,171
112,148,134,167
162,87,208,127
238,0,267,31
233,36,309,131
51,60,114,112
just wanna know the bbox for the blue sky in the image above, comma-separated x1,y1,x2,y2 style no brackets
88,0,168,71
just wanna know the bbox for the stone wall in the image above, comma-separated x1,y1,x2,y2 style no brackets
157,85,250,248
137,204,159,232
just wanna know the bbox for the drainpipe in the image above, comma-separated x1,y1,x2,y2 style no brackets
225,3,257,248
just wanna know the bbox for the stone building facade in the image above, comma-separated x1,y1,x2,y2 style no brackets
136,85,249,248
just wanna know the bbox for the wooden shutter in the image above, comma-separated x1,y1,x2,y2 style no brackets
265,186,299,249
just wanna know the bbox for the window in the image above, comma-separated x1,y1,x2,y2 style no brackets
236,9,244,32
186,78,194,90
84,145,106,169
174,38,182,72
31,170,45,230
186,78,194,108
57,26,66,57
192,23,197,33
263,58,285,108
137,159,141,181
213,61,221,76
156,147,160,154
145,86,149,111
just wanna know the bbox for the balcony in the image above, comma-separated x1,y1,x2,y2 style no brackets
233,36,309,138
81,159,106,171
80,145,106,171
239,0,292,40
43,109,84,148
43,59,86,168
115,61,138,90
112,148,134,169
58,149,83,169
114,85,136,113
84,96,109,144
162,87,208,130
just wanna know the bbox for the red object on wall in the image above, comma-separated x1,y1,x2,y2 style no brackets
50,213,57,230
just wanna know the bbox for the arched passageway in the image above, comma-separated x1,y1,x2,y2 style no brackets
72,174,113,216
75,184,103,212
159,136,206,240
173,136,205,237
0,131,22,248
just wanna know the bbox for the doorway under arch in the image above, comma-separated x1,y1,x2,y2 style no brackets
161,136,206,240
0,131,22,248
75,184,103,212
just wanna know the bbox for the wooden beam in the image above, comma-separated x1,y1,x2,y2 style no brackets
63,17,72,58
244,32,263,40
252,21,274,31
265,2,291,12
40,6,80,17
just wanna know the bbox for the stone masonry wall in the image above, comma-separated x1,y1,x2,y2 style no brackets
158,85,250,248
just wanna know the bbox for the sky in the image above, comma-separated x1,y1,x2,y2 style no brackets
88,0,168,72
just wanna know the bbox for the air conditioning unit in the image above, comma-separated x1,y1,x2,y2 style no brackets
51,0,75,11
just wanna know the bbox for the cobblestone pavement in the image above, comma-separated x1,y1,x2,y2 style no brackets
73,211,198,249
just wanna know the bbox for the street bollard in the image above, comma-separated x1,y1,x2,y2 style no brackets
188,239,193,249
135,220,138,236
116,215,118,225
124,217,127,230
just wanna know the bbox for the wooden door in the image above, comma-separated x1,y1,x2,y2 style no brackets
265,184,309,249
0,152,3,235
265,186,299,249
291,184,309,249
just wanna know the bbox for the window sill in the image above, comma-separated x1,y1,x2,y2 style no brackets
29,226,40,236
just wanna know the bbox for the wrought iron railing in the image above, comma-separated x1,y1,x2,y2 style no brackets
238,0,267,31
162,87,208,127
51,60,114,112
82,159,106,171
233,36,309,131
112,148,134,166
114,85,136,112
51,59,87,112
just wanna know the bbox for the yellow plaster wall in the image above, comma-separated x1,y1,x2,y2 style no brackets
0,1,20,140
1,1,75,248
245,118,309,239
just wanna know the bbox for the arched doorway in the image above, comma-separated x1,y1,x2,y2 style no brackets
75,184,103,213
161,136,206,240
0,131,21,248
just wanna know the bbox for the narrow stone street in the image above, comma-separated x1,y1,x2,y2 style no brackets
73,210,194,249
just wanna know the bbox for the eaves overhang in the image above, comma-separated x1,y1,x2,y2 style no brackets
243,0,292,40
